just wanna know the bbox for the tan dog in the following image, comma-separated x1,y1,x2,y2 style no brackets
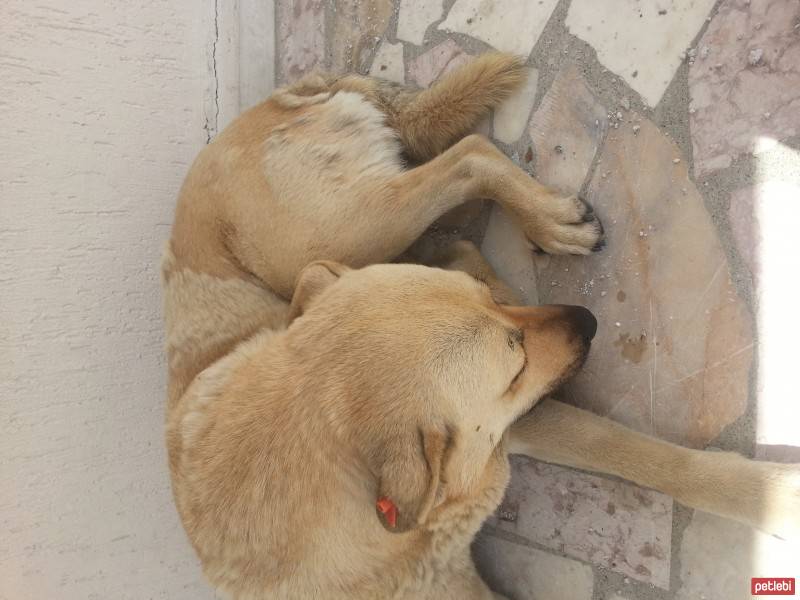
162,54,800,599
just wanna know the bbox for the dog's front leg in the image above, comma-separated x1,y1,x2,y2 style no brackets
389,135,604,257
507,398,800,540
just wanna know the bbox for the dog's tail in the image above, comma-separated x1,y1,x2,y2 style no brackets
392,53,527,162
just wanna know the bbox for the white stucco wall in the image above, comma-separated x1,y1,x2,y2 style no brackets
1,2,272,598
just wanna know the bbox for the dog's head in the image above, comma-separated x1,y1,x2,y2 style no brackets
287,261,596,532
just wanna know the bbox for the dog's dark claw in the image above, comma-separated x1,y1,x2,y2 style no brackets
592,238,607,252
527,239,545,254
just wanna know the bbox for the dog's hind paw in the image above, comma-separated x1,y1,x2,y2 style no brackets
522,192,605,255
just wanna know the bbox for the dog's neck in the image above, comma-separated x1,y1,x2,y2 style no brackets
243,333,424,568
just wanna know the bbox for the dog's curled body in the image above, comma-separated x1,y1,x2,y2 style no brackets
164,57,533,599
164,54,800,600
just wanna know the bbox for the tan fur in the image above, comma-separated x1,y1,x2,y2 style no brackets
163,55,800,599
389,53,528,162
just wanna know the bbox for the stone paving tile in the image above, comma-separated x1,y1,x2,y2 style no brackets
396,0,444,46
407,39,471,88
527,65,608,194
481,207,539,305
689,0,800,176
276,0,326,83
369,40,405,83
330,0,393,74
488,456,673,588
493,67,539,144
676,510,800,600
726,178,800,288
566,0,717,107
438,0,560,57
533,116,753,448
473,531,595,600
729,179,800,453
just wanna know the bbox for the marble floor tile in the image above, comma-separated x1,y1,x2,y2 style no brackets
566,0,717,107
276,0,326,83
689,0,800,176
732,180,800,453
488,456,673,587
493,68,539,144
481,207,539,305
473,531,595,600
676,510,800,600
396,0,443,46
407,39,471,88
727,142,800,455
369,41,405,83
438,0,560,57
533,117,753,448
330,0,393,73
528,65,608,194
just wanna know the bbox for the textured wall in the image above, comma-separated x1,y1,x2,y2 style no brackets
1,2,229,598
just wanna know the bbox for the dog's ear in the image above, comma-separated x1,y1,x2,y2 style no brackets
375,425,454,533
287,261,349,322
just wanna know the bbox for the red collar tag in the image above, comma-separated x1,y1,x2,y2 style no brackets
376,496,398,528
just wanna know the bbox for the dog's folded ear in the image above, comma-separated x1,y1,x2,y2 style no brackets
374,425,453,533
287,261,349,323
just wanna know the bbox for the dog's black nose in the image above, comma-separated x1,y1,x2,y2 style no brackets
566,306,597,341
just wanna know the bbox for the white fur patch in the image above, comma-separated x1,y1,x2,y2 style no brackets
262,91,403,215
320,91,403,173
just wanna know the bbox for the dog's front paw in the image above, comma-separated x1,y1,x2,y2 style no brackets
522,193,605,255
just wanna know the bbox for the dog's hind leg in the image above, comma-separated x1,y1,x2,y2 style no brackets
508,398,800,540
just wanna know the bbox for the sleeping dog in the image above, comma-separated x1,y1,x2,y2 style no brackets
162,54,800,599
